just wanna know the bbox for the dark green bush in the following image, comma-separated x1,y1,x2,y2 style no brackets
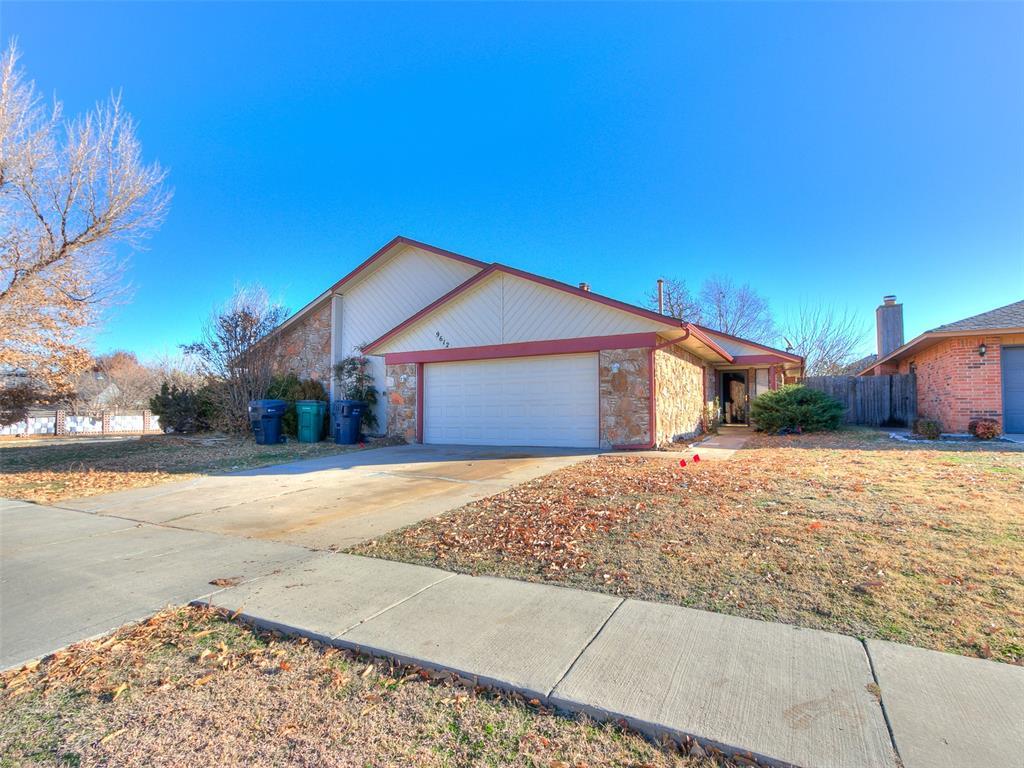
266,374,328,438
913,418,942,440
149,382,215,434
749,384,845,433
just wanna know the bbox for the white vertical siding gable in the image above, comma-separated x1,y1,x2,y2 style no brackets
336,244,482,431
373,271,666,353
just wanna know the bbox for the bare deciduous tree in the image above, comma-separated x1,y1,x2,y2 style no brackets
696,276,776,344
0,42,170,423
183,286,288,433
70,350,162,410
644,277,702,322
782,303,867,376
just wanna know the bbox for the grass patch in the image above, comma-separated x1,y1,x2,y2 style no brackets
352,429,1024,664
0,607,723,767
0,435,395,504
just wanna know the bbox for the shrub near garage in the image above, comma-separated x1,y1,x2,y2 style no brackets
749,384,844,433
969,418,1000,440
913,418,942,440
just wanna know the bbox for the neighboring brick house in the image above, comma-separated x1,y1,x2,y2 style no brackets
270,236,803,448
861,298,1024,434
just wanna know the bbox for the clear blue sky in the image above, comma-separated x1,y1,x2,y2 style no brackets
6,1,1023,359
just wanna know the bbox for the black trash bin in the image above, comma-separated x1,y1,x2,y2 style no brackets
249,399,288,445
332,399,365,445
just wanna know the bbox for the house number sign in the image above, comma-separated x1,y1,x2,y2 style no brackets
434,330,451,349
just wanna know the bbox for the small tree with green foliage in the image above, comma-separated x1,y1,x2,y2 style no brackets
266,374,328,438
749,384,844,433
333,355,379,432
149,382,215,434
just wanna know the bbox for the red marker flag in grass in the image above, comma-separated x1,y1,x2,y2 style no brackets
692,454,700,462
679,458,687,468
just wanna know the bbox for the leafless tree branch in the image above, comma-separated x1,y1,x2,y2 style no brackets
0,41,170,421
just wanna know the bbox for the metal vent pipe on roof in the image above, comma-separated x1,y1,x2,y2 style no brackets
578,282,590,292
657,278,665,315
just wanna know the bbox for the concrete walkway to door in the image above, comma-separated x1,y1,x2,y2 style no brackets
55,443,598,550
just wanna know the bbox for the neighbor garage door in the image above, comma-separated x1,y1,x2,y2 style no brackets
423,353,600,447
1003,346,1024,433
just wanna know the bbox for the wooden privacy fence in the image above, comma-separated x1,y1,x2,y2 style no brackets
803,374,917,427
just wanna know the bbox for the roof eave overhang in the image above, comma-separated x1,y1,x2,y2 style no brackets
269,236,488,340
858,326,1024,375
364,263,697,355
690,324,804,363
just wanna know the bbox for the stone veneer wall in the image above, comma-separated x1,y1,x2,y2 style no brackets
274,300,332,385
599,348,651,448
654,346,706,444
385,363,418,442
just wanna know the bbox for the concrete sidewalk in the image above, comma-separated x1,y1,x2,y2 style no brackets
0,500,313,668
202,551,1024,768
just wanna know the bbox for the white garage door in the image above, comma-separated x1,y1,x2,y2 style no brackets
424,353,600,447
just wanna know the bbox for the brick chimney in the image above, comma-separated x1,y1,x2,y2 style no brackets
876,295,904,357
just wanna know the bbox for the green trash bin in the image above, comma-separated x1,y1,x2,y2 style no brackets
296,400,325,443
316,400,327,439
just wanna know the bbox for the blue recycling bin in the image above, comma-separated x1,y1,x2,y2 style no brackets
332,399,365,445
248,399,287,445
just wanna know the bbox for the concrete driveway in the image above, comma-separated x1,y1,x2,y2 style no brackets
1,444,595,668
58,443,598,550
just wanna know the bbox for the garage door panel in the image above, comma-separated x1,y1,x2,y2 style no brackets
1003,347,1024,433
424,354,600,448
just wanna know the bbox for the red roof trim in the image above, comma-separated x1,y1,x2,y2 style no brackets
364,263,687,354
493,263,689,329
691,324,803,362
383,333,661,365
731,354,798,365
329,235,488,293
271,236,487,338
363,265,502,353
683,324,735,363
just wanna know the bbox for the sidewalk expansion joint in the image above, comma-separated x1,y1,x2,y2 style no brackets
334,572,458,638
545,597,625,699
862,637,902,766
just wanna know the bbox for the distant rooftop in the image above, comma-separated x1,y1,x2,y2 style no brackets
930,299,1024,333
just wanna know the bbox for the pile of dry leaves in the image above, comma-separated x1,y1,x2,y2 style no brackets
356,434,1024,663
388,456,687,573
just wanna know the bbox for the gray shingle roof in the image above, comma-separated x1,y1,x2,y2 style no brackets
930,300,1024,333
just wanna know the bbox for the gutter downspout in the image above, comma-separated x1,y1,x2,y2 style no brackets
612,327,691,451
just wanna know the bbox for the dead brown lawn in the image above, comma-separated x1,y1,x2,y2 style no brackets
0,435,394,504
353,428,1024,664
0,607,724,768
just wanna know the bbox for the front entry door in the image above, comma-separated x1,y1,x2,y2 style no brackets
720,371,749,425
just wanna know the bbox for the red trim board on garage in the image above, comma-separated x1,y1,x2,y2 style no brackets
383,333,661,365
